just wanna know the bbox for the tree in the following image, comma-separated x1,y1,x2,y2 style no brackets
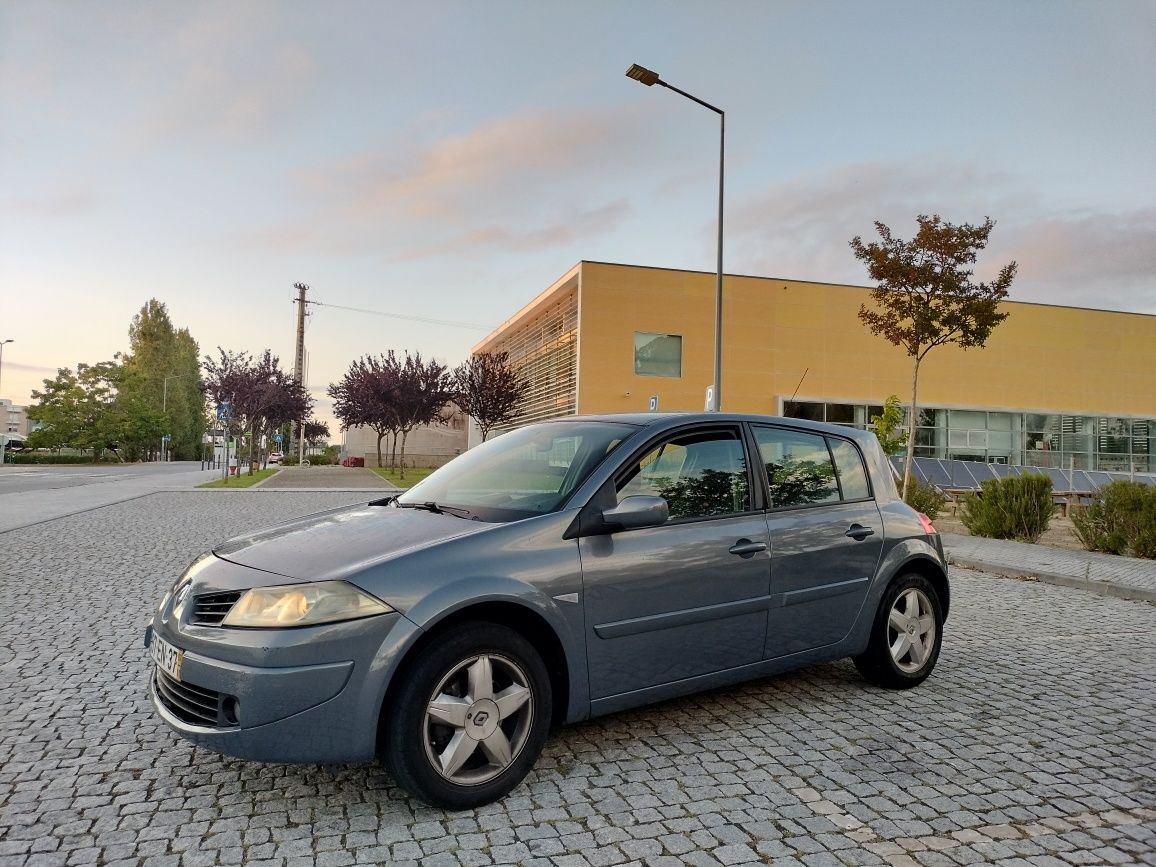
202,349,310,475
452,351,528,442
117,299,205,460
328,353,403,469
851,214,1017,499
870,395,909,457
26,362,130,459
393,353,454,479
303,420,330,447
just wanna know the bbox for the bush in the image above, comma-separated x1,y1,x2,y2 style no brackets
342,456,365,467
959,473,1053,542
904,476,947,521
1072,480,1156,559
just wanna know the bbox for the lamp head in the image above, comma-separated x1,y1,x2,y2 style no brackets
625,64,660,86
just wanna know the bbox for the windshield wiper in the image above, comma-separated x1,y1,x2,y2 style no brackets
397,501,474,519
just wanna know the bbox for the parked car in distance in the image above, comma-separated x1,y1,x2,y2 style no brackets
147,413,948,808
266,452,282,465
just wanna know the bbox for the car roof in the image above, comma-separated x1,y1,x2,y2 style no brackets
556,411,875,443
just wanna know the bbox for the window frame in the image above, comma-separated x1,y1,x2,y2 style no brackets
748,423,875,512
608,423,761,526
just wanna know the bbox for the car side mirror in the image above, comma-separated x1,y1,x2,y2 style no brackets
600,495,669,531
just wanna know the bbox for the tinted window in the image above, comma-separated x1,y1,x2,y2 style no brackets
753,427,839,508
617,430,749,520
829,438,870,500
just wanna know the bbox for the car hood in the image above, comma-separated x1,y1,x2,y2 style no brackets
213,502,493,582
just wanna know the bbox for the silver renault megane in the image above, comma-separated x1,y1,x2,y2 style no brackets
148,413,948,808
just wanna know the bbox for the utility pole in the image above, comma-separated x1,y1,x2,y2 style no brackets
292,282,309,464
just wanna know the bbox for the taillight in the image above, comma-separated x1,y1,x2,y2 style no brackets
916,512,938,535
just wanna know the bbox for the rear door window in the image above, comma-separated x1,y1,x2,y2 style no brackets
752,427,839,508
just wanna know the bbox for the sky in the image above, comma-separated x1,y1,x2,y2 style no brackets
2,1,1154,433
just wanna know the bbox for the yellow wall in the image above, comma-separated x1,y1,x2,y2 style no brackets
577,261,1156,418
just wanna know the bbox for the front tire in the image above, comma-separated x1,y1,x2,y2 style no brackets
854,574,943,689
383,622,552,808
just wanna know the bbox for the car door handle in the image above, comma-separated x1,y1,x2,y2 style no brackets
728,539,768,558
845,523,875,540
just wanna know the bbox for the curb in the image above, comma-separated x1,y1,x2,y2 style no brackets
948,556,1156,604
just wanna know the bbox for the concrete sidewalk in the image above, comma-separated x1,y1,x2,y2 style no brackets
0,465,221,534
942,531,1156,603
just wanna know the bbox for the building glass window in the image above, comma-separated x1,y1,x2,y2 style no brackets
825,403,856,425
633,332,682,377
784,401,824,422
785,400,1155,474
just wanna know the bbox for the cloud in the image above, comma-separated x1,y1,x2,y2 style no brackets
299,105,654,222
236,105,655,259
5,188,97,218
992,209,1156,311
4,362,60,376
391,199,631,262
145,34,317,143
726,160,1156,313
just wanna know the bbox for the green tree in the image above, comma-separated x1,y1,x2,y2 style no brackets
26,362,126,458
851,215,1017,499
870,395,909,456
117,299,205,461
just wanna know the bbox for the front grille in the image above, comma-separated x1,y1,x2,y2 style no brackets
154,669,238,727
190,591,242,625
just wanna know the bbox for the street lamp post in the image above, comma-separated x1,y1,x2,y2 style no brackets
0,339,12,466
626,63,725,412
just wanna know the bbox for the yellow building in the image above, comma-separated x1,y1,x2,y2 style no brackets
472,261,1156,473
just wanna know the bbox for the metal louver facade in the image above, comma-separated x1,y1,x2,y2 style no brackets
484,282,578,432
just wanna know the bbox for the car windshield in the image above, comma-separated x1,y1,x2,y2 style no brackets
396,421,639,522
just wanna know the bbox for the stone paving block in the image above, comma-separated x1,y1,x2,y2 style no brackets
1,493,1153,867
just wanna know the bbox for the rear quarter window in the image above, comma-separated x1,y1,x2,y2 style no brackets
828,438,871,500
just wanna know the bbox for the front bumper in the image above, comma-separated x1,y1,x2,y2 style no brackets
147,609,420,764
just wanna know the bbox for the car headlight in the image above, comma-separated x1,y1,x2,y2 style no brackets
222,580,394,628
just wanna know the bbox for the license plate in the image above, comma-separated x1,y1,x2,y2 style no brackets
151,633,184,681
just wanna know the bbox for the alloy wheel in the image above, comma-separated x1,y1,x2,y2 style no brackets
423,654,534,786
887,587,936,673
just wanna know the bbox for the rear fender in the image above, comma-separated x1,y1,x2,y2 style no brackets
846,538,949,655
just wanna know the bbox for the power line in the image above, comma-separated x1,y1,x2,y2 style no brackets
303,299,491,331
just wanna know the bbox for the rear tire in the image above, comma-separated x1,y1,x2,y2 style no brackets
854,574,943,689
383,622,552,808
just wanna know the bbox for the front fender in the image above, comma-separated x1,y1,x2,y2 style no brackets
380,575,589,725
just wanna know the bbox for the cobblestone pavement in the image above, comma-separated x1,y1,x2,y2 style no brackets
942,533,1156,602
1,492,1153,867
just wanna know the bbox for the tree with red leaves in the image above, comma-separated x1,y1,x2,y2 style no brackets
851,215,1017,499
452,351,527,442
202,348,311,475
328,353,402,470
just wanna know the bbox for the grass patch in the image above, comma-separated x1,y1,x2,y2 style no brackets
369,466,437,487
199,468,280,488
